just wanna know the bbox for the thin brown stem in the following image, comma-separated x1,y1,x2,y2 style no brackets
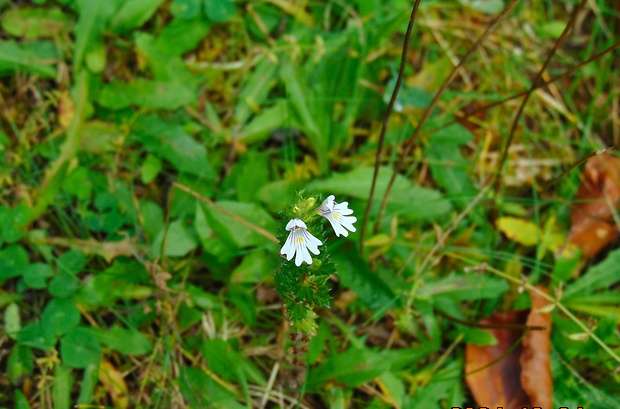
373,0,520,234
360,0,422,253
492,0,588,194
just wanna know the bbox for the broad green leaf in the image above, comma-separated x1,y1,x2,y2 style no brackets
48,273,80,298
152,219,198,257
308,167,451,223
307,348,391,390
0,206,23,243
230,250,277,283
237,101,290,144
93,325,153,355
97,79,195,110
537,20,567,39
332,250,398,312
4,302,20,339
459,0,504,13
153,17,210,56
131,114,216,179
8,344,33,384
53,364,74,409
564,248,620,300
171,0,201,19
199,201,276,249
57,250,87,275
1,7,72,39
179,367,245,409
14,389,32,409
203,0,236,22
15,322,56,351
419,273,509,302
140,154,162,184
63,167,92,200
0,245,29,282
41,298,81,337
23,262,54,289
61,327,101,368
0,40,57,78
110,0,163,33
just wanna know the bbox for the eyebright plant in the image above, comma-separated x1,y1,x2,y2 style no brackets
275,193,357,334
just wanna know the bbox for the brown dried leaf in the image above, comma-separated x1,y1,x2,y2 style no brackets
465,287,553,409
520,288,553,408
568,153,620,258
99,359,129,409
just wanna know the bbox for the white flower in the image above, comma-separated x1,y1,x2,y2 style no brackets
280,219,322,266
318,195,357,237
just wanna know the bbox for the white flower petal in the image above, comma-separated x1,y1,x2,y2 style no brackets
281,218,322,266
319,195,356,237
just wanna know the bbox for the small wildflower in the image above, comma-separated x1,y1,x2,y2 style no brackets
318,195,357,237
280,219,322,266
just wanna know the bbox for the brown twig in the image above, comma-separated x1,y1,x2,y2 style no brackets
373,0,520,234
359,0,422,253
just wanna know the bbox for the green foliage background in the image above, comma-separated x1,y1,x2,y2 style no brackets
0,0,619,408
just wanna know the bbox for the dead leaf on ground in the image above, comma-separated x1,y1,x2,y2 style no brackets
30,236,135,262
99,359,129,409
465,287,552,409
568,153,620,258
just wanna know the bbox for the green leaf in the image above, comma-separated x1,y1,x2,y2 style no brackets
42,298,81,337
0,40,57,78
15,322,56,351
308,167,452,223
280,60,329,172
332,250,398,312
153,17,210,56
131,114,216,179
152,219,198,257
22,262,54,289
234,59,278,125
564,248,620,300
63,167,93,200
1,7,72,39
93,325,153,355
97,79,196,110
0,206,24,243
57,250,87,275
198,201,276,249
61,327,101,368
52,364,74,409
179,367,246,409
230,250,277,283
419,272,509,302
140,154,162,184
237,101,289,143
307,348,392,390
171,0,201,19
14,389,32,409
110,0,163,33
49,273,80,298
8,344,33,385
0,245,29,282
203,0,236,22
4,302,20,339
73,0,118,72
77,364,99,404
